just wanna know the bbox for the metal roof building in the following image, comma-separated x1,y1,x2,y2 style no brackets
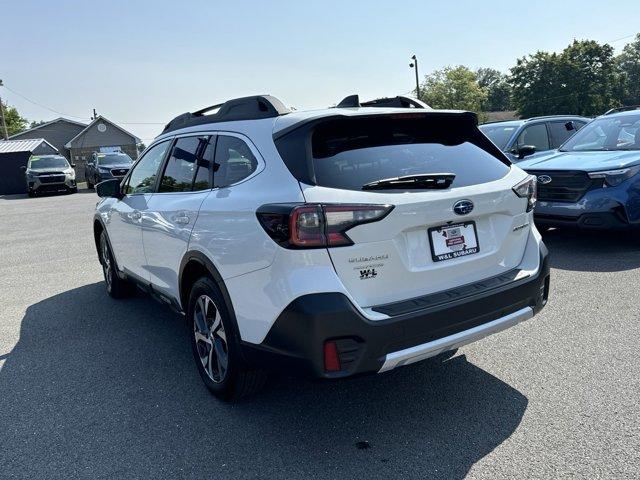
0,138,58,154
0,138,59,195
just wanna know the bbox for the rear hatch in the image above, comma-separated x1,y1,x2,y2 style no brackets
274,111,534,309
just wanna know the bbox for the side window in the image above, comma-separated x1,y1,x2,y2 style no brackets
548,121,578,148
123,141,170,194
159,136,210,193
516,124,550,151
212,136,258,188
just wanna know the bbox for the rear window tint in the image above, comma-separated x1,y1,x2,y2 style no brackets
306,116,510,191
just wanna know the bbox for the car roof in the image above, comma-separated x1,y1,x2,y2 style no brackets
600,109,640,120
481,115,590,128
153,94,474,144
30,154,66,159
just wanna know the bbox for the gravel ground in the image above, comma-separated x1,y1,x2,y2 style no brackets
0,191,638,479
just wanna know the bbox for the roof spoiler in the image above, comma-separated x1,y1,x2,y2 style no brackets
334,95,429,109
162,95,290,134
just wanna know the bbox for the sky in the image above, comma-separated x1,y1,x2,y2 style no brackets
1,0,639,143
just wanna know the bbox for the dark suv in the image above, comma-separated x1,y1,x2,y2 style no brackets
85,152,134,188
480,116,590,161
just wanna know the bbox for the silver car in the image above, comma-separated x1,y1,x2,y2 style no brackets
22,154,78,197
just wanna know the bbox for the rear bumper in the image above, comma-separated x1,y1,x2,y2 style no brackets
242,248,550,379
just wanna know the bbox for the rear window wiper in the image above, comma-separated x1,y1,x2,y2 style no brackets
361,173,455,191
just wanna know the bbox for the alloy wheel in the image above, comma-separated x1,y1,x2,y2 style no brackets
193,295,228,383
101,239,112,290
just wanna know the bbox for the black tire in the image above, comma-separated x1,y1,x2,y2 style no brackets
99,231,136,299
188,276,267,401
27,190,35,198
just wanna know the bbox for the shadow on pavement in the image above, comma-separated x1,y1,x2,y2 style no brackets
0,283,527,480
542,228,640,272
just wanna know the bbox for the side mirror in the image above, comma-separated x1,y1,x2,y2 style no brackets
20,165,27,171
515,145,536,160
96,179,123,198
565,121,576,131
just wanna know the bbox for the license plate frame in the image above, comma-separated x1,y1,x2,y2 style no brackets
428,221,480,262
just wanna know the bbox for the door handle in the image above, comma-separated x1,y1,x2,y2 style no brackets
175,215,190,225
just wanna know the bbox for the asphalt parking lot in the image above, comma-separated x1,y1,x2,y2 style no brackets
0,191,639,479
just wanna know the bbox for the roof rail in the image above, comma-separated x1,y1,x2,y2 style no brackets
604,105,640,115
161,95,290,134
523,115,584,122
361,96,429,109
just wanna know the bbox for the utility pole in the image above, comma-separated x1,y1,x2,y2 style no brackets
409,55,420,99
0,79,9,140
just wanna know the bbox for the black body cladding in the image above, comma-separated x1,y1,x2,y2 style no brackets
243,250,549,379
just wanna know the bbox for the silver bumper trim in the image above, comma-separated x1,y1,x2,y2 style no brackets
378,306,534,373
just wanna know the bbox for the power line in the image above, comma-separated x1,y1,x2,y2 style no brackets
1,84,90,120
1,83,166,124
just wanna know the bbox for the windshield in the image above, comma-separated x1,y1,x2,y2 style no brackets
479,124,519,150
98,154,133,165
560,114,640,152
28,156,69,169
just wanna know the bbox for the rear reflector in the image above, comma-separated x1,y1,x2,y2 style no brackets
323,341,341,372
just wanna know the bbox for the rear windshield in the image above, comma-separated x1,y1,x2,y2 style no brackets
279,115,510,191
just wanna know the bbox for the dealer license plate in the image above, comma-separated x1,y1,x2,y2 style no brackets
428,222,479,262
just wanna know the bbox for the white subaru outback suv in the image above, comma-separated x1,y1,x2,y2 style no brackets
93,95,549,400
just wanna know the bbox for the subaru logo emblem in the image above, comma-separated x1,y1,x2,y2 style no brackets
538,175,552,184
453,199,474,216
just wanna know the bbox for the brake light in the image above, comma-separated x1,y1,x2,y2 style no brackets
512,175,537,212
257,203,393,248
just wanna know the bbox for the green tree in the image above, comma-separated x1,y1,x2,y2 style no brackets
1,101,28,136
476,68,512,111
419,66,487,112
557,40,620,115
510,40,620,117
30,120,46,129
617,34,640,105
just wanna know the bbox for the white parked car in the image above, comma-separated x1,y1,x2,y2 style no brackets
93,95,549,400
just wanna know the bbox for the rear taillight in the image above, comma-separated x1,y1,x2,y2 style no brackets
513,175,537,212
257,203,393,248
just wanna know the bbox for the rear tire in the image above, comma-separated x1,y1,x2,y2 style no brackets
188,277,267,401
99,232,136,298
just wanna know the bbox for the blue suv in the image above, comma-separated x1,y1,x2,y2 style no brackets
480,116,589,162
517,107,640,230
